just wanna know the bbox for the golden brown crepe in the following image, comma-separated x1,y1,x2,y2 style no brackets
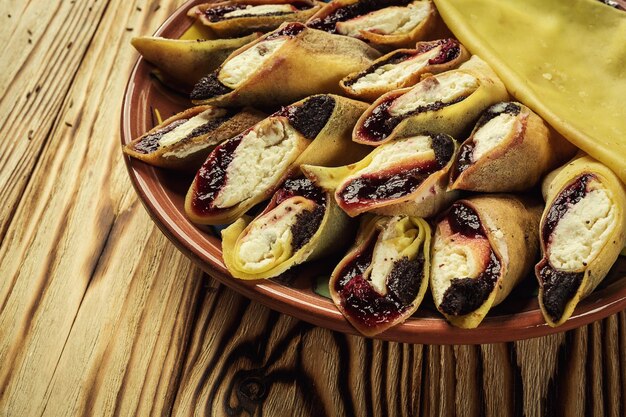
430,195,542,329
123,106,265,171
433,0,626,184
185,94,369,225
536,155,626,327
352,55,508,146
189,0,323,37
190,22,380,108
449,102,576,192
222,177,352,280
330,215,431,336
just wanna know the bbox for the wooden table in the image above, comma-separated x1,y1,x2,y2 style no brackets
1,1,624,416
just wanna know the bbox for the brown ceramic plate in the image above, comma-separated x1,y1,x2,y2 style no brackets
121,0,626,344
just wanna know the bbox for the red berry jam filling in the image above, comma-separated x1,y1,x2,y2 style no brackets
265,22,307,40
274,177,326,206
307,0,413,33
439,202,502,316
334,235,425,329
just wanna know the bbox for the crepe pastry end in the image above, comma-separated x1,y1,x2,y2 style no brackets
352,55,508,146
123,106,265,171
188,0,323,38
222,177,350,280
431,196,541,329
130,34,260,90
536,155,626,327
449,101,575,192
330,215,431,336
340,39,470,102
190,22,380,108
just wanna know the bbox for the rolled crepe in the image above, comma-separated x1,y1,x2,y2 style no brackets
352,55,508,146
189,22,380,108
185,94,369,225
430,195,542,329
302,133,459,218
340,38,469,102
189,0,322,38
307,0,437,49
222,176,352,279
123,106,265,171
330,215,431,336
536,155,626,327
449,102,576,192
130,34,260,91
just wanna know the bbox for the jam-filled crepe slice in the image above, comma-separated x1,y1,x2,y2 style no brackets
449,102,576,192
340,39,469,102
302,133,459,218
353,55,508,146
190,22,380,108
185,95,369,225
330,215,431,336
307,0,437,49
189,0,323,38
124,106,265,171
222,177,352,280
430,196,542,329
536,155,626,327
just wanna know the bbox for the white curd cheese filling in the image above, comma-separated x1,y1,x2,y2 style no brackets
219,38,287,88
350,46,441,92
213,118,303,208
471,112,519,161
548,183,616,270
352,135,434,179
158,108,226,148
224,4,295,18
389,72,479,116
336,2,430,37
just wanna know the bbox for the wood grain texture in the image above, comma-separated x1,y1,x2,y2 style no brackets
0,0,624,416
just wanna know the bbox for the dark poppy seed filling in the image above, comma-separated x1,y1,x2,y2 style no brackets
307,0,413,33
190,135,243,216
291,205,325,252
190,73,233,101
438,202,502,316
265,22,307,40
451,102,521,179
201,2,313,22
132,119,187,154
337,134,453,210
335,235,425,328
275,95,335,140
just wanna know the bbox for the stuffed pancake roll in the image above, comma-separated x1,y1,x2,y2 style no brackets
430,195,542,329
185,95,368,225
222,176,351,279
330,215,431,336
449,102,576,192
189,0,322,38
123,106,265,171
302,133,459,218
130,34,260,91
353,55,508,146
536,155,626,327
190,22,380,108
307,0,437,49
340,39,469,102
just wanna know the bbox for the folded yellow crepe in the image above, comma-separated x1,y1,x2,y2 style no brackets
433,0,626,184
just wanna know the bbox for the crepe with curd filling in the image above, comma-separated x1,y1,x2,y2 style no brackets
433,0,626,184
330,215,431,336
352,55,508,146
340,38,469,102
189,0,323,37
124,106,265,170
222,176,352,279
430,195,542,329
190,22,380,108
449,102,576,192
302,133,459,218
185,94,369,225
536,155,626,327
307,0,437,49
